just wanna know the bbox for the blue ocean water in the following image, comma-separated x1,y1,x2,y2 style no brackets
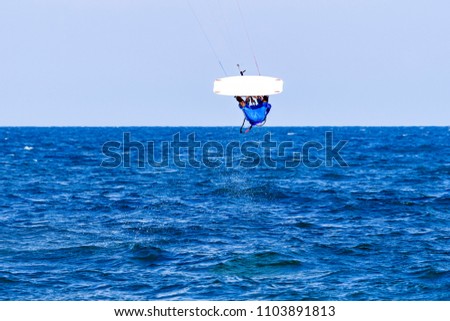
0,127,449,300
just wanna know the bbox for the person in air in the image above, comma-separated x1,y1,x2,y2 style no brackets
235,95,271,133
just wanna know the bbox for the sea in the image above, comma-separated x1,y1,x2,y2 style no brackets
0,127,449,300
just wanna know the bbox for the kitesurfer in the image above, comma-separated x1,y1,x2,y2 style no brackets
235,95,271,133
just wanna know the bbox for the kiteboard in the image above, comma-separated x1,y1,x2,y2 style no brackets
213,76,283,96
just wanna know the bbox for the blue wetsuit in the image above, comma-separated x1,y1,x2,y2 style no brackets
240,99,271,126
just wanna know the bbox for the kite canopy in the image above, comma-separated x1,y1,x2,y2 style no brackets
213,76,283,96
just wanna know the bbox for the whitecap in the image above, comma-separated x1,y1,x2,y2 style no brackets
24,146,33,151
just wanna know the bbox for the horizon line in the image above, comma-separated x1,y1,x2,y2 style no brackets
0,125,449,128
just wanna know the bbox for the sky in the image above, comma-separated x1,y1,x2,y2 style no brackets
0,0,449,126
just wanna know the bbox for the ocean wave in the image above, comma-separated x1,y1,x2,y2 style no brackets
128,243,166,262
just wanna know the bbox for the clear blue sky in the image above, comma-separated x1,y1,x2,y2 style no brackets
1,0,449,126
